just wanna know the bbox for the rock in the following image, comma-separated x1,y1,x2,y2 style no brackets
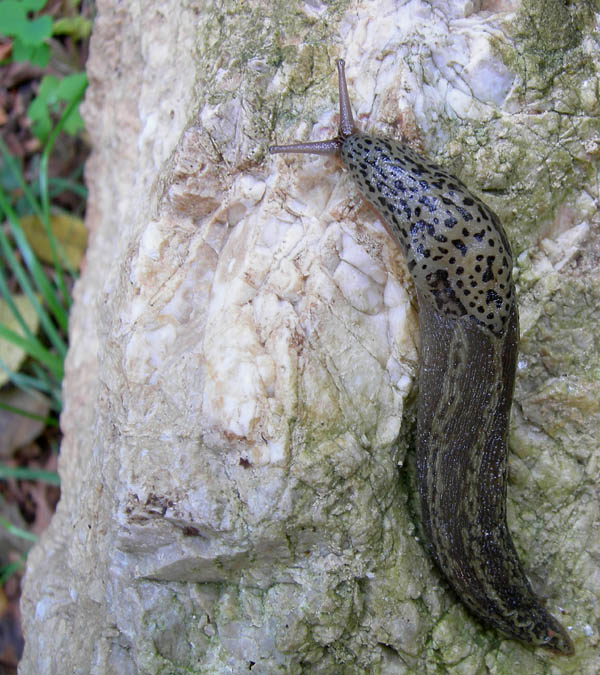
20,0,600,672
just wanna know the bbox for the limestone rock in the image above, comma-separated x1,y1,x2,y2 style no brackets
20,0,600,672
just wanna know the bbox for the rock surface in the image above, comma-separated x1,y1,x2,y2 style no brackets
20,0,600,672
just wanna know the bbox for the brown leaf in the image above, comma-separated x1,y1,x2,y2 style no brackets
0,42,12,62
0,389,50,459
0,294,41,387
19,213,87,270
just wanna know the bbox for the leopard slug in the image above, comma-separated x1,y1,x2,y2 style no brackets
269,59,574,655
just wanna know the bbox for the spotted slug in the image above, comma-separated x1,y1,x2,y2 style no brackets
269,59,574,655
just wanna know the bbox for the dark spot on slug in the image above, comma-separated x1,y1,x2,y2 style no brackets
452,239,468,255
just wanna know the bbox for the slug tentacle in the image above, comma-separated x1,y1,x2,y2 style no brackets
269,59,574,655
269,60,355,158
269,139,342,156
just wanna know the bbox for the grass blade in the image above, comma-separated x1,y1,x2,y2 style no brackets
0,556,26,584
30,361,62,410
39,77,88,307
0,466,60,485
0,517,38,543
49,176,88,201
0,368,61,412
0,400,57,426
0,190,70,340
0,323,63,376
0,259,39,344
0,138,45,222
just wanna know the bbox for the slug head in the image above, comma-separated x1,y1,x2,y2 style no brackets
269,59,358,157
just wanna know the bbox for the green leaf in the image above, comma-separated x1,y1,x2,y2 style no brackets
62,106,84,135
27,75,60,140
29,42,49,67
0,2,51,46
21,0,47,10
27,94,52,141
52,15,91,40
0,2,27,36
38,74,60,105
11,36,32,62
56,72,88,102
27,73,87,141
12,37,49,66
17,13,51,45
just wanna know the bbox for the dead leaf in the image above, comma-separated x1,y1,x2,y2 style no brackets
19,213,87,270
0,389,50,458
0,41,12,62
0,294,41,387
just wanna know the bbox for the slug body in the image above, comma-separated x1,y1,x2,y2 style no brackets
270,60,574,655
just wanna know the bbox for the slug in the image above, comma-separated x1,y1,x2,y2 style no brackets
269,59,574,655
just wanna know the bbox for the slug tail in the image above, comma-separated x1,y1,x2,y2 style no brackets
416,299,574,655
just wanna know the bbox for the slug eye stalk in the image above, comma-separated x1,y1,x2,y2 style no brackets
269,60,357,158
